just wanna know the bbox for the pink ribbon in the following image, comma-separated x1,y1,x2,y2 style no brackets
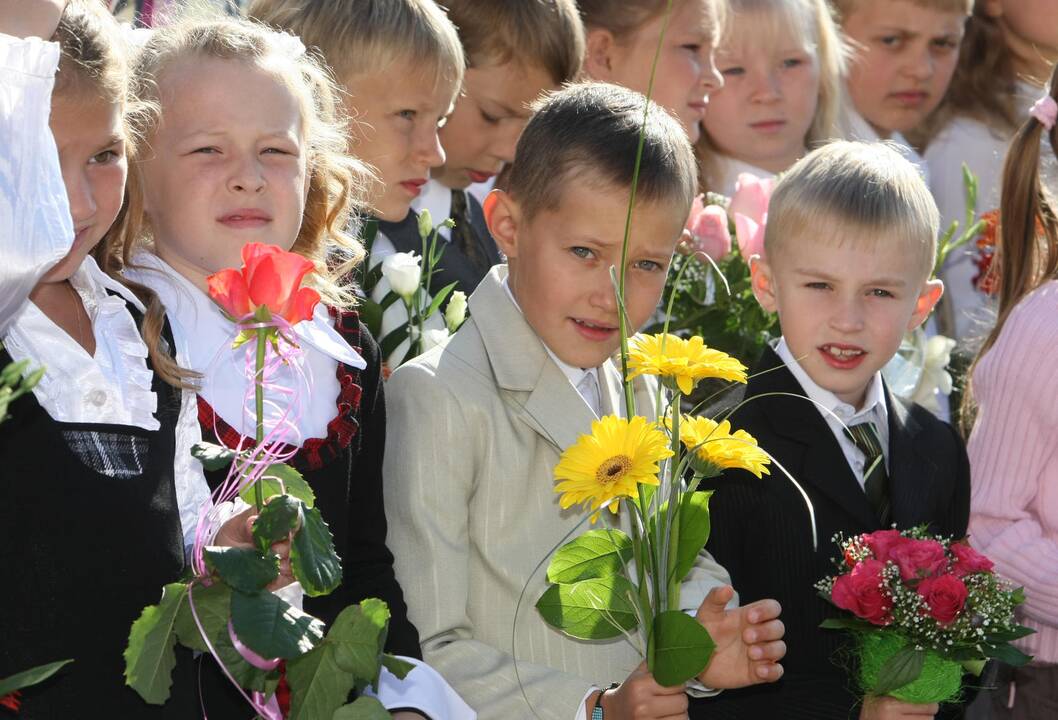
1030,94,1057,131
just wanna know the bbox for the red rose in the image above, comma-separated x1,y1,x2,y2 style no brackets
917,574,969,624
888,538,948,581
950,542,994,578
832,559,893,626
0,690,20,711
863,529,905,563
207,243,320,325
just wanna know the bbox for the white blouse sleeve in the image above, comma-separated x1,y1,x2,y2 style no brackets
0,34,72,336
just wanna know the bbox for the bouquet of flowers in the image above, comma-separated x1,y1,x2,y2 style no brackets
358,211,468,369
124,244,410,720
816,527,1033,704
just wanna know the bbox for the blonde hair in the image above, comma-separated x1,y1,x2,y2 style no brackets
962,67,1058,433
441,0,585,84
829,0,972,20
764,141,939,276
696,0,848,192
110,16,367,387
247,0,464,90
579,0,726,40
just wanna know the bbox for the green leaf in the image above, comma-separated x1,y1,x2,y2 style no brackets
379,324,410,360
0,659,74,697
286,644,356,720
124,583,187,704
983,625,1035,644
333,695,391,720
191,442,237,471
230,589,325,659
203,546,280,594
422,281,458,320
546,529,634,583
291,502,343,597
651,610,716,686
536,576,639,640
961,659,987,677
329,599,390,687
873,645,926,696
174,581,231,653
673,491,712,584
359,299,383,340
819,617,877,633
252,494,303,553
381,654,415,681
240,464,316,509
984,642,1034,667
211,620,278,692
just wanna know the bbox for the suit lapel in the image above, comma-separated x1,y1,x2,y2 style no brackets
470,267,597,452
885,387,936,529
749,347,880,531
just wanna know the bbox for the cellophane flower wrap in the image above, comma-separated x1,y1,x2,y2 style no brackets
124,243,411,720
816,527,1034,704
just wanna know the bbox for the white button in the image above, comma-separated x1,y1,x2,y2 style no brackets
85,389,108,407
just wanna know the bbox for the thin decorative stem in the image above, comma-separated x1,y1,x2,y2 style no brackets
253,327,267,511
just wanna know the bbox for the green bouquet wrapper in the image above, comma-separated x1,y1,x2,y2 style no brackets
859,633,963,704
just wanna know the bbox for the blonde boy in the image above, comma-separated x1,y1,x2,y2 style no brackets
701,141,971,720
385,83,787,720
395,0,587,299
831,0,971,172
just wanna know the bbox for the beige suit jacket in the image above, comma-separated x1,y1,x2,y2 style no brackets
384,266,733,719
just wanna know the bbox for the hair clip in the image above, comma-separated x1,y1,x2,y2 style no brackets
273,31,307,60
1030,94,1057,131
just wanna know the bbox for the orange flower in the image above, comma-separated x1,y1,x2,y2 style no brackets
207,243,320,325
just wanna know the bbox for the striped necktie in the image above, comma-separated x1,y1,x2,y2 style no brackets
449,189,487,276
847,421,892,528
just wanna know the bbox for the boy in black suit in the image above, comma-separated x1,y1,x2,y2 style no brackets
697,141,970,720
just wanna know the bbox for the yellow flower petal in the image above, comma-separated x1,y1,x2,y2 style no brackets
627,333,748,395
668,415,771,478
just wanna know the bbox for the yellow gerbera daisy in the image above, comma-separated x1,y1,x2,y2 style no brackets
671,415,771,479
627,333,748,395
554,415,673,523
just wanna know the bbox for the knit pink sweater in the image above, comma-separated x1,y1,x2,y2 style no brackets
968,281,1058,664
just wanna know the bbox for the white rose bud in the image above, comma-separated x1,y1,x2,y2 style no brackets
381,252,422,301
417,209,434,241
444,290,468,333
422,327,450,352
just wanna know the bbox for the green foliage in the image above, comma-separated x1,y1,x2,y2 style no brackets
286,642,358,720
174,581,230,653
252,494,303,553
536,576,640,640
329,600,390,689
191,442,237,471
381,655,414,681
124,583,187,704
546,529,634,584
0,355,44,424
204,546,279,594
229,588,325,659
292,503,343,597
873,645,926,696
333,696,391,720
240,464,316,508
0,659,73,698
651,610,716,686
648,492,713,586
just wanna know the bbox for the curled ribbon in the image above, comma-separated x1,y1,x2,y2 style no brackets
1030,94,1057,131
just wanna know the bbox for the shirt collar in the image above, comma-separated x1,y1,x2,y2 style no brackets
775,337,888,427
501,275,598,390
74,255,146,314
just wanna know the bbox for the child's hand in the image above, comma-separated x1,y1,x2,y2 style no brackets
0,0,65,40
693,585,786,688
595,662,689,720
213,504,295,591
860,696,939,719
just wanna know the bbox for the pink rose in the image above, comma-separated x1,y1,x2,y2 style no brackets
888,538,949,581
863,530,905,563
729,173,773,226
207,242,320,325
734,212,766,261
685,198,732,261
950,542,994,578
832,559,893,626
917,574,968,625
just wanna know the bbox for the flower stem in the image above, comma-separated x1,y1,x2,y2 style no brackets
254,327,267,511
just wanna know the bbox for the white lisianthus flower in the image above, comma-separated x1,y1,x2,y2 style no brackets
911,335,957,413
422,327,450,352
381,252,422,301
444,291,468,333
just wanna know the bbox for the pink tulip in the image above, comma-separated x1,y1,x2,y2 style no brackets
685,198,732,261
729,173,774,226
734,212,767,261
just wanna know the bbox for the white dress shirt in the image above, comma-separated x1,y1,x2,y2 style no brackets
839,102,930,186
775,338,890,487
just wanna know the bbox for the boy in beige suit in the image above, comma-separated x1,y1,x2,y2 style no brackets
384,83,786,720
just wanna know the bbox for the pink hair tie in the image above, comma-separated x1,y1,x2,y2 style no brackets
1030,94,1057,130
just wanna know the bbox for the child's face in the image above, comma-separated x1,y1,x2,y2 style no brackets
343,60,457,221
752,231,942,409
701,20,820,173
139,57,309,288
431,60,556,190
40,93,127,285
985,0,1058,77
484,178,684,369
587,0,722,143
842,0,965,136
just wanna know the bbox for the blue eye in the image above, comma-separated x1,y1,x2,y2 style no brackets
806,282,831,290
634,259,663,272
879,35,903,49
869,288,894,298
398,109,416,121
721,66,745,77
192,146,218,154
782,57,804,69
89,149,120,164
571,246,594,259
